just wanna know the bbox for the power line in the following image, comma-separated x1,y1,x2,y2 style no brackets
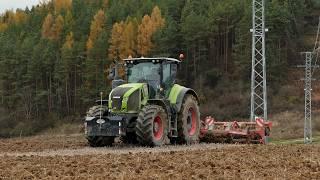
312,16,320,76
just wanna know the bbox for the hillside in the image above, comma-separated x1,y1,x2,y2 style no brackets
0,0,320,137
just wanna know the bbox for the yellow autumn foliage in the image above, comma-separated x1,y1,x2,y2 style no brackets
41,13,54,39
0,23,8,32
63,32,74,49
137,6,165,56
41,13,64,40
54,0,72,13
51,15,64,40
108,22,125,60
108,6,165,59
86,10,105,51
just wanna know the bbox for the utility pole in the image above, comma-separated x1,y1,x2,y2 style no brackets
301,52,313,144
298,17,320,144
250,0,268,121
298,53,316,144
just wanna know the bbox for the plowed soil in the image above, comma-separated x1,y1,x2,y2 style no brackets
0,135,319,179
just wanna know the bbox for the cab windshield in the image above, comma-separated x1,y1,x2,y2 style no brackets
127,62,160,89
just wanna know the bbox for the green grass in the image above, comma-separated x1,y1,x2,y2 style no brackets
271,136,320,145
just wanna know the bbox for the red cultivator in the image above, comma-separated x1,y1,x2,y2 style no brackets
200,116,272,144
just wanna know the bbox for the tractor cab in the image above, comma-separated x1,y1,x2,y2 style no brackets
124,57,180,98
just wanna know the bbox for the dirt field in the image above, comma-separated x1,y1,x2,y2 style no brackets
0,135,319,179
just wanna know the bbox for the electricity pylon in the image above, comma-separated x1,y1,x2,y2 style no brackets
250,0,268,121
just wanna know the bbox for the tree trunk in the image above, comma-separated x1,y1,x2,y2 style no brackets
48,73,52,113
74,64,77,113
225,17,229,73
66,79,70,115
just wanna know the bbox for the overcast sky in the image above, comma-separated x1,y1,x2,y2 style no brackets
0,0,40,13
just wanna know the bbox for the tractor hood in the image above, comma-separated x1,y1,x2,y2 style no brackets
108,83,148,112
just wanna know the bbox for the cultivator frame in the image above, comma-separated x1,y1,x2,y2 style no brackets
200,116,272,144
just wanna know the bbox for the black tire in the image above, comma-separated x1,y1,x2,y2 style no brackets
120,132,138,144
86,106,114,147
177,95,200,144
136,105,168,146
87,136,115,147
86,105,108,117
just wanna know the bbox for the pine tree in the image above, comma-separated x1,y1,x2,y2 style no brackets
137,6,165,56
86,10,106,52
54,0,72,13
102,0,109,9
108,21,125,60
137,15,152,56
51,15,64,40
150,6,165,31
63,32,74,49
120,18,138,58
0,23,8,32
13,10,28,24
58,31,74,114
41,13,54,39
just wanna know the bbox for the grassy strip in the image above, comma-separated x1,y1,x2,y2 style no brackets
271,136,320,144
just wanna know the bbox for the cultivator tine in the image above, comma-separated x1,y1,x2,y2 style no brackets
200,116,272,144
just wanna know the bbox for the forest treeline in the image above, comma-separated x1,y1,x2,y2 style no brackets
0,0,319,137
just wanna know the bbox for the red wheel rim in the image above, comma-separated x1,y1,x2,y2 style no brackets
187,107,197,135
153,115,163,140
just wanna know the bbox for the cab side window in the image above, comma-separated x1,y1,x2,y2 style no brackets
163,63,170,84
163,63,176,88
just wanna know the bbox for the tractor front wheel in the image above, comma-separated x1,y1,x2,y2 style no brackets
87,136,115,147
136,105,168,146
86,106,114,147
177,95,200,144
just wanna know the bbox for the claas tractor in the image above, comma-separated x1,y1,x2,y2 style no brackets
84,57,200,147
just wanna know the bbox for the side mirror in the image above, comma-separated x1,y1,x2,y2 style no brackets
127,69,132,76
108,67,115,80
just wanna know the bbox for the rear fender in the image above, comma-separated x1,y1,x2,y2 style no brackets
168,84,199,112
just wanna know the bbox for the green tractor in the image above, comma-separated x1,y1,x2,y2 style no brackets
84,57,200,147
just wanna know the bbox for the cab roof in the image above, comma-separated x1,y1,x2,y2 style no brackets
123,57,181,63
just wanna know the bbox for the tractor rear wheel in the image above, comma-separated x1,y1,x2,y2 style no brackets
136,105,168,146
177,95,200,144
86,106,114,147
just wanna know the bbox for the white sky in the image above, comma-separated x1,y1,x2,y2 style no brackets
0,0,40,13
